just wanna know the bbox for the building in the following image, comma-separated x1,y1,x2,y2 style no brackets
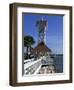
32,42,52,57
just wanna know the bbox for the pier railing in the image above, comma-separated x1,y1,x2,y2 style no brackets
24,56,54,75
24,58,42,75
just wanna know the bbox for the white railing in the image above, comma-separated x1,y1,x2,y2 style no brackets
24,58,42,74
24,58,34,64
24,56,54,75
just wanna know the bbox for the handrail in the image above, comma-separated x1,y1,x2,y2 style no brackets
24,58,34,63
24,58,42,69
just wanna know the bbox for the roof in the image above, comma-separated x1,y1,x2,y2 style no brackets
32,42,52,53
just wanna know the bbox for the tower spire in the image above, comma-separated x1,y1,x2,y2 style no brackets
36,18,48,44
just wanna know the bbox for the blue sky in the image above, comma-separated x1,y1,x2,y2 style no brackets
23,13,63,54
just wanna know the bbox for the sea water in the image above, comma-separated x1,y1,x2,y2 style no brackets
53,55,63,73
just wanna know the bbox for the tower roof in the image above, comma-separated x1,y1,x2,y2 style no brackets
32,42,52,54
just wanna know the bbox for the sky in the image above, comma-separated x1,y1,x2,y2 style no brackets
23,13,63,54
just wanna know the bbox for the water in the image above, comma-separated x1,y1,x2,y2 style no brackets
53,55,63,73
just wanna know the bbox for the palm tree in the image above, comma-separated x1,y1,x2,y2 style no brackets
24,35,35,57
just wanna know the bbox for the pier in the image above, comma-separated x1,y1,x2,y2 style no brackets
24,56,55,75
